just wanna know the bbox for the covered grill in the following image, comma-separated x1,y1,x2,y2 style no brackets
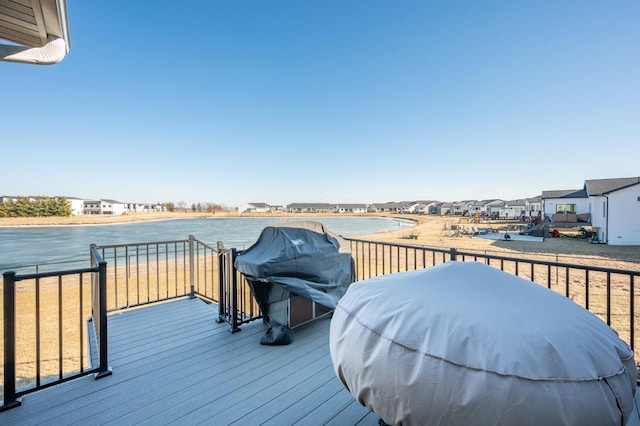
235,220,354,345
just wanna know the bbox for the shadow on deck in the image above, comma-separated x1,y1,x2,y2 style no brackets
0,298,377,425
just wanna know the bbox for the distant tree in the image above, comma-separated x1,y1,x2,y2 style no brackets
165,202,175,212
0,196,71,217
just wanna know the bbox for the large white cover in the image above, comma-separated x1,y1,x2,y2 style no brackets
330,261,637,425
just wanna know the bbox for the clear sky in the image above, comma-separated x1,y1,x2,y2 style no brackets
2,1,639,208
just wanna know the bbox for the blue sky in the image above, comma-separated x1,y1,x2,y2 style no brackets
2,1,639,208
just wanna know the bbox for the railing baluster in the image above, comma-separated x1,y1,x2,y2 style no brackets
36,277,41,387
585,270,590,310
79,273,84,373
630,275,635,350
189,235,195,298
607,272,612,326
58,275,63,380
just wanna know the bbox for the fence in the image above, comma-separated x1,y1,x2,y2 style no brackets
1,246,110,411
2,235,638,411
93,237,260,331
346,238,640,357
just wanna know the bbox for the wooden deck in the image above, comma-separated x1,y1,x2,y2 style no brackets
0,298,378,425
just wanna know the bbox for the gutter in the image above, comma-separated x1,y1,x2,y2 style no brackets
0,0,71,65
0,35,68,65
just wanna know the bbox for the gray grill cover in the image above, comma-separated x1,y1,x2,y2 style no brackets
330,261,637,425
234,220,355,318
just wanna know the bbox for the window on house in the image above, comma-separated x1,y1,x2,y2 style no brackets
603,201,606,217
556,204,576,213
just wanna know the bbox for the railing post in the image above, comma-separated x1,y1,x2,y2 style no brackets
188,235,195,298
450,247,458,261
95,259,112,379
216,242,226,323
229,248,241,333
1,271,22,411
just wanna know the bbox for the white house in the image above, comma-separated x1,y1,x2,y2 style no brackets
83,199,126,215
238,203,273,214
416,200,441,215
336,204,368,213
586,177,640,245
67,197,85,215
503,199,527,220
541,189,590,220
525,197,543,219
400,202,421,214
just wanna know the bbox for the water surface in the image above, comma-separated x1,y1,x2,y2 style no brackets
0,216,412,272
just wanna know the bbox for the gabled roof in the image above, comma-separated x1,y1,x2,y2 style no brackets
0,0,71,64
585,177,640,196
541,189,588,199
248,203,270,208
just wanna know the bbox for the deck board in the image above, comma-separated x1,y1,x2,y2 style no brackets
0,298,378,426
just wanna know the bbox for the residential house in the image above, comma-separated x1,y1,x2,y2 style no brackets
541,188,590,221
487,202,503,219
286,203,335,213
400,202,421,214
525,196,543,219
374,202,408,213
239,203,273,214
585,177,640,245
440,202,453,216
336,204,368,214
83,199,126,215
503,199,527,220
451,201,472,216
416,200,441,215
67,197,85,215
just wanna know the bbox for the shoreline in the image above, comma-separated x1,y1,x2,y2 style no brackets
1,212,639,269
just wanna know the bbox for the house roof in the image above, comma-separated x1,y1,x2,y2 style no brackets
541,189,588,199
248,203,270,208
337,204,368,209
585,177,640,196
0,0,71,64
287,203,335,209
374,202,408,209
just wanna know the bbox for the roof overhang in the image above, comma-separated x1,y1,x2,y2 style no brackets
0,0,70,65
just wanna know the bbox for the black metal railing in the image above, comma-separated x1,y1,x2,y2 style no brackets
1,246,111,411
346,238,640,357
94,237,196,311
3,234,638,411
93,237,260,331
216,245,261,333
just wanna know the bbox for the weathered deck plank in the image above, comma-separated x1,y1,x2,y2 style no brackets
0,298,377,426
